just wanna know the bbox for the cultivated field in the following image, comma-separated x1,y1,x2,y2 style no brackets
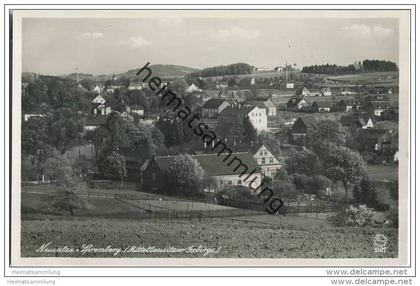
21,184,398,259
21,216,397,258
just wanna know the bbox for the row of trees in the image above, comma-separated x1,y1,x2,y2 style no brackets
23,75,92,113
301,59,398,75
186,63,253,81
301,64,358,75
362,59,399,72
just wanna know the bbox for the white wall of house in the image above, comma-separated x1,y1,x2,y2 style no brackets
247,106,267,132
297,99,309,110
362,118,374,129
266,105,277,116
83,125,98,131
319,107,331,112
93,85,102,94
374,108,385,116
132,109,144,116
215,173,262,190
252,145,282,178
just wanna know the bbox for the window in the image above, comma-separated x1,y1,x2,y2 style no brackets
237,180,242,184
260,151,263,155
262,158,266,164
264,151,267,155
152,172,156,181
228,180,232,185
270,158,273,164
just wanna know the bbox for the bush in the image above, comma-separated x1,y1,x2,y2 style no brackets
218,185,259,203
336,205,375,227
353,179,379,208
292,173,310,191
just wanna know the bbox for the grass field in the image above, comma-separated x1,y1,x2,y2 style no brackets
274,110,348,123
367,165,398,182
326,72,398,84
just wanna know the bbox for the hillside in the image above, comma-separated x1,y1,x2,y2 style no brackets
49,64,200,82
120,64,199,80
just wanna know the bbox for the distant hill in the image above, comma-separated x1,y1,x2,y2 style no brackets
66,73,94,81
121,64,200,80
52,64,200,82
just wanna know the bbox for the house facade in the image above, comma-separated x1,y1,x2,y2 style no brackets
246,106,268,132
252,144,282,177
286,97,310,111
302,87,320,97
246,98,277,116
311,101,331,112
91,94,112,116
142,153,262,192
202,98,231,119
321,88,332,96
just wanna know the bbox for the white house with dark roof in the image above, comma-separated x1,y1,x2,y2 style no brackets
321,88,332,96
186,84,202,93
246,98,277,116
202,98,231,118
142,152,262,191
91,94,112,116
219,104,268,132
93,84,103,94
230,142,282,178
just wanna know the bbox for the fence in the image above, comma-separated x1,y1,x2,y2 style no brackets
115,197,261,220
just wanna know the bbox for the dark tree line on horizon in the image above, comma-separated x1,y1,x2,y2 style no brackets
187,63,253,79
301,59,398,75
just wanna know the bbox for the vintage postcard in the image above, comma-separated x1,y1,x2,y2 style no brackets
8,8,412,269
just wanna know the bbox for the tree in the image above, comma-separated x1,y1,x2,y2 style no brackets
216,114,245,142
285,150,322,177
271,170,299,201
353,178,379,208
243,116,258,143
99,151,127,187
292,173,310,192
47,107,83,154
71,155,93,178
307,120,348,156
106,112,130,148
85,126,110,160
44,154,85,216
310,175,332,196
21,155,38,181
324,146,368,202
167,154,204,193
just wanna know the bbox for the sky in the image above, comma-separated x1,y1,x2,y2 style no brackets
21,16,399,75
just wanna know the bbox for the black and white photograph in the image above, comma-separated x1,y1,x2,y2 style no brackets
7,7,413,272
